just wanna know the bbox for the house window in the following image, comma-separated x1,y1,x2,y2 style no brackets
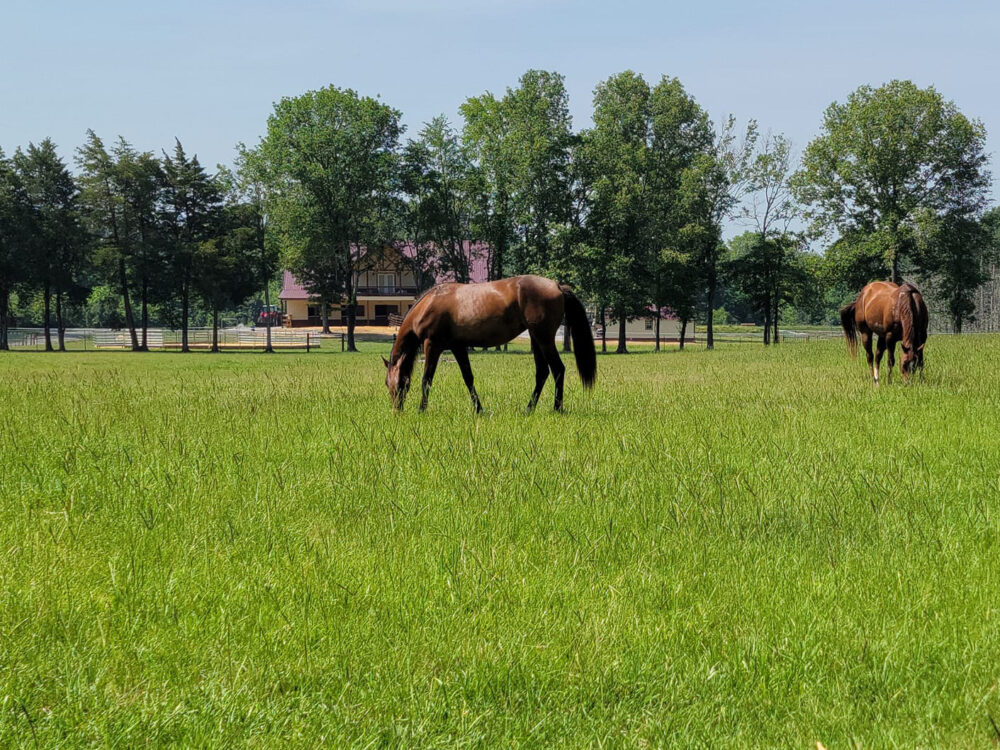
339,304,363,322
644,318,654,330
377,273,395,294
307,305,319,318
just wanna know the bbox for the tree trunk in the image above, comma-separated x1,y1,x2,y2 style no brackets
56,291,66,351
140,277,149,351
763,302,771,346
181,279,190,353
679,318,687,351
43,283,53,351
346,280,358,352
119,257,139,351
654,314,661,352
953,313,963,334
616,310,627,354
772,296,780,344
891,252,900,284
706,271,716,350
0,287,8,351
599,306,607,353
264,284,274,353
212,307,220,352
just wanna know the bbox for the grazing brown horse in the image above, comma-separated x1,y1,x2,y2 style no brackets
383,275,596,412
840,281,928,383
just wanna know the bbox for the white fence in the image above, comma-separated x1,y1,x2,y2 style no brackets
5,327,327,351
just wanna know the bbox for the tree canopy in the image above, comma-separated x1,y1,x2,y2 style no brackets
793,80,991,283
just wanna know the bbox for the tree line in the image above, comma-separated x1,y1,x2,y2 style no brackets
1,72,997,353
0,135,277,351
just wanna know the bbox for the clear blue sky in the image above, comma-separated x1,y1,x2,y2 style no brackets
2,0,997,202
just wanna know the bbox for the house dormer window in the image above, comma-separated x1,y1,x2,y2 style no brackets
377,273,395,294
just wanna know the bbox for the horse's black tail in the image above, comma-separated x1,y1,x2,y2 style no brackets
840,301,858,358
561,286,596,389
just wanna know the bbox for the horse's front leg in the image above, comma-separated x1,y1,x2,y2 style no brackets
419,340,442,412
452,346,482,413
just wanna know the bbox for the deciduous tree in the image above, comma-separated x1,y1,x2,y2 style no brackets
793,80,990,283
261,86,403,350
576,71,654,354
739,132,799,343
401,116,476,284
220,145,280,352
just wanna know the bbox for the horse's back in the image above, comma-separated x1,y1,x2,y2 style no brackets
405,275,565,347
856,281,929,338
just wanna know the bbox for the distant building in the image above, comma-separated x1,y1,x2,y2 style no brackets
279,242,489,327
596,313,696,343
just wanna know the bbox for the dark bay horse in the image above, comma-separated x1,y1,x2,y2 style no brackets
383,275,596,412
840,281,928,383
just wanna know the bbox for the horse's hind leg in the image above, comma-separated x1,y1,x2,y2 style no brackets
885,333,897,382
452,346,482,414
419,340,443,412
861,331,876,383
539,339,566,411
526,337,549,413
873,335,887,386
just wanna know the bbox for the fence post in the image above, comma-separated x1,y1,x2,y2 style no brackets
341,334,344,352
306,333,311,353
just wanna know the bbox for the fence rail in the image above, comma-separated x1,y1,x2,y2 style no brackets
3,325,984,351
5,327,324,351
706,329,845,344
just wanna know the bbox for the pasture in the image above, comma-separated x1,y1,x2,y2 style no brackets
2,337,1000,747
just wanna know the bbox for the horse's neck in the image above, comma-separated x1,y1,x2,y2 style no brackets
392,332,419,376
898,292,917,347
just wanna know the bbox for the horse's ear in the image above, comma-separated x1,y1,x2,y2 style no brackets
382,355,390,369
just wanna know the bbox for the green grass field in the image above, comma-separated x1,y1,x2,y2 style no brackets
2,337,1000,747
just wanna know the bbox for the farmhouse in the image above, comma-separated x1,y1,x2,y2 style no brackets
600,313,696,343
280,242,489,327
281,243,695,342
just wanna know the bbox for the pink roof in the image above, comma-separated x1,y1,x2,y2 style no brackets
280,241,491,300
280,270,310,300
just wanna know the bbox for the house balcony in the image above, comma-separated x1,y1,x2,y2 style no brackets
356,286,419,297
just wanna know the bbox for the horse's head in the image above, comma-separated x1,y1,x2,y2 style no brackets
383,354,410,410
900,343,924,378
